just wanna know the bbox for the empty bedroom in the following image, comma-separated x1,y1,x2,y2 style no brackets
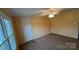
0,8,79,50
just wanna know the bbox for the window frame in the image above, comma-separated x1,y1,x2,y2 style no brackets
0,16,16,50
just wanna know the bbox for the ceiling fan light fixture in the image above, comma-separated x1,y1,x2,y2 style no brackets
48,14,54,18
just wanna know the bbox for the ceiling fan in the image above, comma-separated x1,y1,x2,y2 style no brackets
36,8,62,18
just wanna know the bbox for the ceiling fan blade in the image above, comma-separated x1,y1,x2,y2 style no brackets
35,9,49,14
53,10,61,15
37,13,48,16
49,8,62,11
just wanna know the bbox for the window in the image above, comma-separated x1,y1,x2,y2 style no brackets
0,16,16,50
0,20,5,44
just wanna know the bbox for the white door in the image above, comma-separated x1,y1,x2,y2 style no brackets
21,17,33,42
25,24,32,40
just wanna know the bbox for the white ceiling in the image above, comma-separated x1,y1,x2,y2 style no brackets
3,8,77,17
8,8,48,16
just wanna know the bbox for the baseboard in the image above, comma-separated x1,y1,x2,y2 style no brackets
51,33,77,39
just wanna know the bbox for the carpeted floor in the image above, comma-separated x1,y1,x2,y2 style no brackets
19,33,78,50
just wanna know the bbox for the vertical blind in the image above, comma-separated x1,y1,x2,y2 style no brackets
0,16,16,50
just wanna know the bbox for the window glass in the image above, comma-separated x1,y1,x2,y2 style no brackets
3,18,16,50
4,18,13,36
0,40,10,50
0,19,5,45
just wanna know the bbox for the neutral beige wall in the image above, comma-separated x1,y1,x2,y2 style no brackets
31,16,51,39
51,9,78,38
12,17,26,45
